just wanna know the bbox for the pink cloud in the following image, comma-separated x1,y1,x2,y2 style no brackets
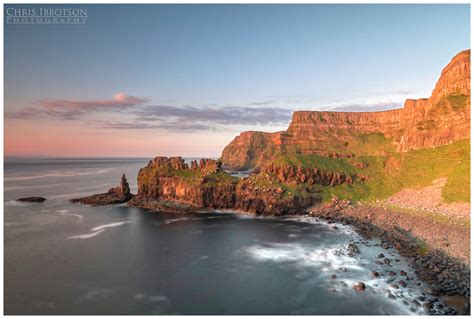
6,93,150,120
40,92,149,110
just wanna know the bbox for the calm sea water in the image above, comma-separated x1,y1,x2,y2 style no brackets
5,158,430,315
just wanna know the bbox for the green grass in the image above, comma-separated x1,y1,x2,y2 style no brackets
274,154,360,175
348,132,397,155
268,139,470,204
204,171,239,186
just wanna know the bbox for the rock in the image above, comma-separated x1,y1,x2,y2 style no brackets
371,271,380,278
391,284,400,289
16,197,46,203
388,271,397,276
423,302,433,311
399,280,408,288
347,243,360,256
383,258,391,265
353,282,366,291
400,270,407,276
425,287,441,297
71,174,134,206
377,253,385,258
331,274,337,280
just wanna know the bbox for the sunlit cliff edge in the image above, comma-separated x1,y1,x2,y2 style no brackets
221,50,470,170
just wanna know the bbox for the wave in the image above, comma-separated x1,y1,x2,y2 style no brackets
244,242,363,271
164,218,189,224
59,210,83,221
68,229,105,239
91,221,130,231
243,241,428,315
68,220,131,240
134,293,168,303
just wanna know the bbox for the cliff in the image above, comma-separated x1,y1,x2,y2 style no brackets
130,156,315,215
221,50,470,170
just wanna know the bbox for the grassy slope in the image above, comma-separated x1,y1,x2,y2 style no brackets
269,138,470,203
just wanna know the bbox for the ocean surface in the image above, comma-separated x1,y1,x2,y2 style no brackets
5,157,431,315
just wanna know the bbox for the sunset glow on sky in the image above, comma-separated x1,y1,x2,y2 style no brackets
4,4,470,157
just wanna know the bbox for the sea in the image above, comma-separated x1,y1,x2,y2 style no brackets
4,157,433,315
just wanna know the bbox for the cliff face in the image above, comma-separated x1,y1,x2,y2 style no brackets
135,156,235,208
131,156,316,215
220,131,282,170
221,50,470,170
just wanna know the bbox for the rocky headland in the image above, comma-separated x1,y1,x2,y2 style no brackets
128,156,313,216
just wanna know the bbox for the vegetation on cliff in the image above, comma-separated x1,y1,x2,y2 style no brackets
268,139,469,203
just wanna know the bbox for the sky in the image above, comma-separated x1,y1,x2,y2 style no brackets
4,4,470,157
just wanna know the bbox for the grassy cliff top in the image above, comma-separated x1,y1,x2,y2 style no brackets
266,139,470,204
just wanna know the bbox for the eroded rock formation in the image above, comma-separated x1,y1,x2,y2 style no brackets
70,174,133,205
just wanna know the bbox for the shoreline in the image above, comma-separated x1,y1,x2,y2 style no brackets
306,199,470,315
126,195,470,315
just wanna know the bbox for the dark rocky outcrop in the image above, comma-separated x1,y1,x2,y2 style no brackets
70,174,133,206
16,197,46,203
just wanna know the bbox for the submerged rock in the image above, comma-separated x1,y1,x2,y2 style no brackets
70,174,133,206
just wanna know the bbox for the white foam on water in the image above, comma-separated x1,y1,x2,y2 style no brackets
5,200,33,207
76,288,114,303
243,239,427,315
134,293,145,300
244,242,363,271
91,221,130,231
164,218,189,224
134,293,168,303
68,229,105,239
59,211,83,221
283,215,360,237
149,295,168,303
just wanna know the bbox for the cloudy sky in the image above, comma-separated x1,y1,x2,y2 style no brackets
4,4,470,157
